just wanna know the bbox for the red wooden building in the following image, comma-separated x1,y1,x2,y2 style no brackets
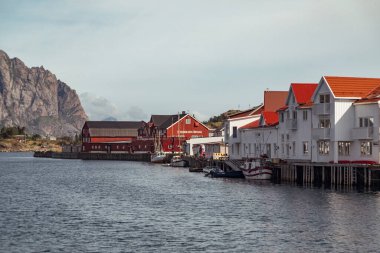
141,112,210,153
81,121,146,153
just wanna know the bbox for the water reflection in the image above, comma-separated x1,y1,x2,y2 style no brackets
0,153,379,252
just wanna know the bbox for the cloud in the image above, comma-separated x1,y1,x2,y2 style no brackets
79,92,148,121
2,0,380,119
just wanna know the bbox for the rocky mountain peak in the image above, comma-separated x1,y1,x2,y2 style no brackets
0,50,88,137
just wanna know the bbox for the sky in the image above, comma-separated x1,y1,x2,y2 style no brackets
1,0,380,122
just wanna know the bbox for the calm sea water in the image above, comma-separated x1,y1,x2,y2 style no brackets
1,153,380,253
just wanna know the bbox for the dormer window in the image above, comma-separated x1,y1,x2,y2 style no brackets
319,94,330,103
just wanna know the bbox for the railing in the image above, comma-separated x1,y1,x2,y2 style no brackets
312,128,331,139
313,103,331,115
351,127,374,140
286,119,297,130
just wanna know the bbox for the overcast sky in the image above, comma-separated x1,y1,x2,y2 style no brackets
1,0,379,121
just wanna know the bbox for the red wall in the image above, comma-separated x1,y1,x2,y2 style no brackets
91,137,132,143
166,115,209,139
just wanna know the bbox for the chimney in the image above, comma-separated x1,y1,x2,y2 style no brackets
182,111,186,114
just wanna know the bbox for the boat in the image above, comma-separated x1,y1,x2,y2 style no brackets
151,152,166,163
203,165,217,174
170,155,188,167
209,167,244,178
241,158,272,180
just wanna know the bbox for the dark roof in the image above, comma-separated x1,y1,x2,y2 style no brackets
150,114,187,129
85,121,145,129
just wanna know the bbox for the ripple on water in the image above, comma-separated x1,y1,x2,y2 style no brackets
1,153,380,252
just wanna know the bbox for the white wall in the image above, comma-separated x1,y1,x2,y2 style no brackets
225,115,260,159
240,126,279,159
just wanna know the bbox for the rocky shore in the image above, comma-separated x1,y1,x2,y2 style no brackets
0,139,62,152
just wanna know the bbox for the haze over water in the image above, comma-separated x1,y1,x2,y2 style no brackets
1,153,380,252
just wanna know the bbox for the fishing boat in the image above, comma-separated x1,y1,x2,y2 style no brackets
170,155,188,167
241,158,272,180
151,152,166,163
209,167,244,178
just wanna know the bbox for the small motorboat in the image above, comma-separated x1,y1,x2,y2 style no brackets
202,165,218,174
170,156,188,167
151,152,166,163
208,167,244,178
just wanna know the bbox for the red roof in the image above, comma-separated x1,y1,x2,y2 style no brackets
276,105,288,112
264,91,288,111
324,76,380,98
240,119,260,129
262,111,279,126
291,83,318,104
298,101,314,108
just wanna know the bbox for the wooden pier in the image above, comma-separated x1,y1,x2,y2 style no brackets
272,162,380,189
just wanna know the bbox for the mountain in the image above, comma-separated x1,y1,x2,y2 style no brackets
203,109,242,129
0,50,88,137
102,116,118,121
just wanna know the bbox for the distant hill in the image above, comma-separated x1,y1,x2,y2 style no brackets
0,50,88,137
102,116,117,121
203,110,241,129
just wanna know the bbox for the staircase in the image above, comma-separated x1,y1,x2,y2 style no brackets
225,159,245,171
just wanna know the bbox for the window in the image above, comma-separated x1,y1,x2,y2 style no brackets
292,141,296,156
338,142,351,156
361,141,372,156
303,141,309,154
286,134,290,141
280,113,284,123
320,94,330,103
273,143,277,155
286,111,290,119
293,111,297,119
359,117,374,127
232,127,237,138
266,144,271,157
319,118,331,128
186,118,191,124
249,144,252,154
281,134,285,142
281,144,285,154
286,144,290,156
254,144,257,155
303,111,308,121
318,141,329,155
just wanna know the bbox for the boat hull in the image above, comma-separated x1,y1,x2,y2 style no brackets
242,167,272,180
171,160,187,167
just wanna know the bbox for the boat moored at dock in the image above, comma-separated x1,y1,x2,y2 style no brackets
241,158,273,180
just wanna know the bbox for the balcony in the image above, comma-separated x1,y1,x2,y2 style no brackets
285,119,297,130
312,128,331,140
351,127,374,140
313,103,331,115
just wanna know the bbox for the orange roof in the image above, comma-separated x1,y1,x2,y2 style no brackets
324,76,380,98
291,83,318,104
262,111,279,126
354,85,380,104
264,91,288,111
240,119,260,129
229,105,263,119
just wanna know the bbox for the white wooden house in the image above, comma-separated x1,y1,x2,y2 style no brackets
240,112,280,159
311,76,380,163
224,105,263,159
277,83,318,162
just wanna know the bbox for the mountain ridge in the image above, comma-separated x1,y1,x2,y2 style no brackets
0,50,88,137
